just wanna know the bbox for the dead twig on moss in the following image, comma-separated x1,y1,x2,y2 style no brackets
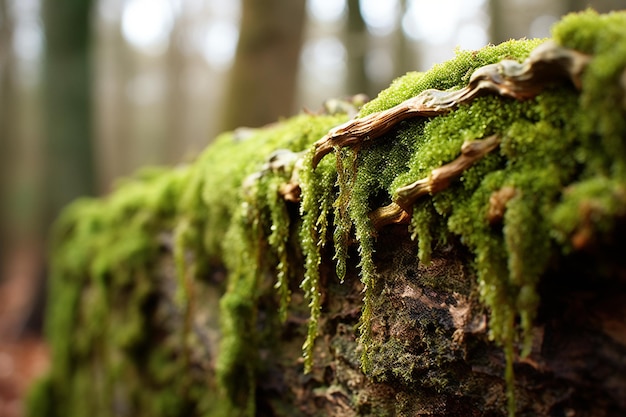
396,135,501,210
369,135,501,229
267,43,591,228
312,41,590,168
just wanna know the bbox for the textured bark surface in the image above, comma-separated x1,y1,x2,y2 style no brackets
221,0,306,131
153,223,626,417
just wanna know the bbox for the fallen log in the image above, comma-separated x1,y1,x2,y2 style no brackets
27,10,626,417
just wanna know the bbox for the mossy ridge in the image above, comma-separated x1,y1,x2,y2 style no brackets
298,146,339,372
34,113,348,417
332,10,626,417
333,38,546,371
358,38,545,117
212,114,347,415
41,167,199,417
552,10,626,178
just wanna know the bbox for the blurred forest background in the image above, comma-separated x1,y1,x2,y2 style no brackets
0,0,624,414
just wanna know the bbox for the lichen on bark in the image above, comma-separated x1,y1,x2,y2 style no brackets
29,10,626,417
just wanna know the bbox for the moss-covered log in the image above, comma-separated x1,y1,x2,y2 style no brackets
28,11,626,417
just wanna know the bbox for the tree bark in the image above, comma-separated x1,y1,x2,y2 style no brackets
345,0,371,97
221,0,306,131
42,0,96,222
72,222,625,416
165,12,187,165
0,0,15,266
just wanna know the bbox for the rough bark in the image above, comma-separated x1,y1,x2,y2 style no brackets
111,222,626,416
221,0,306,131
42,0,96,222
311,231,618,416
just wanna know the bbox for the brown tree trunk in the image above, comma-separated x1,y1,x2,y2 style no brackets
0,0,15,268
165,15,187,165
345,0,371,97
42,0,96,221
221,0,306,131
70,222,625,416
393,0,413,80
265,226,626,416
27,13,626,417
94,7,135,192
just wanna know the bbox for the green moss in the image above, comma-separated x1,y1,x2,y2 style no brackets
359,39,544,117
34,113,347,417
299,147,338,372
551,176,626,248
193,114,346,415
328,10,626,416
31,10,626,417
553,10,626,177
213,115,347,403
25,374,56,417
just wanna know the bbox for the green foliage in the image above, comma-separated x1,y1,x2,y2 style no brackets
333,10,625,416
31,10,626,417
213,115,347,405
553,10,626,178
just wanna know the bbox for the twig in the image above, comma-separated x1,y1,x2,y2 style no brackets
312,41,590,168
369,135,501,229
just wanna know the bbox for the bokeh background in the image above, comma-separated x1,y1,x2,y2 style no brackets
0,0,623,415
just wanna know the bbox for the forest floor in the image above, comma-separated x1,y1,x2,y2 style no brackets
0,246,49,417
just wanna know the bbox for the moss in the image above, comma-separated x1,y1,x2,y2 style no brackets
331,39,547,375
359,39,545,117
25,374,56,417
551,176,626,249
553,10,626,177
33,113,347,417
327,10,626,416
31,10,626,417
211,114,350,414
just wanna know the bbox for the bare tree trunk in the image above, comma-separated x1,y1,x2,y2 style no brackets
566,0,626,12
94,5,135,192
394,0,414,79
165,15,187,164
221,0,306,131
0,0,15,268
488,0,507,44
345,0,371,97
42,0,96,221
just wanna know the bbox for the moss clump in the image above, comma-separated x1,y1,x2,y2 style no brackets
33,113,348,417
31,10,626,417
328,38,545,371
359,39,545,116
327,10,626,416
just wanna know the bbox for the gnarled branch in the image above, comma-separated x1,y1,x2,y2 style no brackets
395,134,501,211
369,135,501,229
254,43,592,230
312,41,590,168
